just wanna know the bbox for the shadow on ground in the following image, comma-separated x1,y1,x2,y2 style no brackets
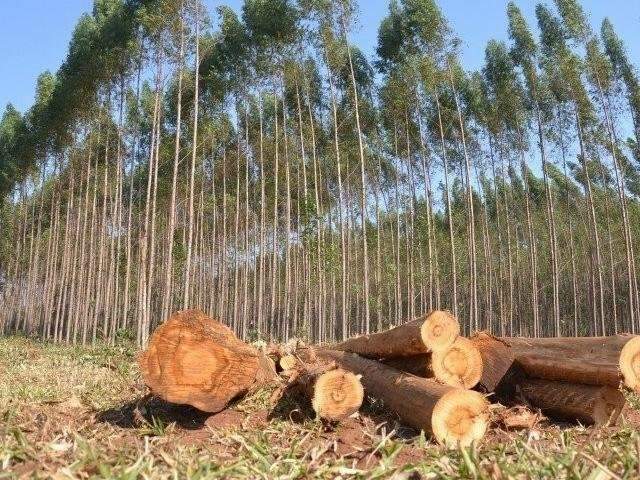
96,395,211,430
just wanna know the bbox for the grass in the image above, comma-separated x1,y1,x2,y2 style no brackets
0,335,639,479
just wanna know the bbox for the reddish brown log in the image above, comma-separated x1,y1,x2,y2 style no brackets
316,349,489,447
518,378,626,426
331,310,460,359
139,309,276,413
471,332,517,394
501,335,640,392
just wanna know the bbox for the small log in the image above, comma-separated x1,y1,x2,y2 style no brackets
331,310,459,359
518,378,626,426
306,368,364,421
139,309,276,413
316,349,489,447
279,354,298,372
431,337,483,389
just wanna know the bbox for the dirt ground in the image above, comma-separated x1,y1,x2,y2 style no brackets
1,336,640,479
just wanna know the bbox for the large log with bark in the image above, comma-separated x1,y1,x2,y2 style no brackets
518,378,626,426
139,309,276,413
316,349,489,447
502,334,640,392
331,310,459,359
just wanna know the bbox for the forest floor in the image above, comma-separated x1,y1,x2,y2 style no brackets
1,336,640,479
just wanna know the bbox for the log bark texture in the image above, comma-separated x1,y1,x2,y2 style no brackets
139,309,276,412
518,378,626,426
382,354,433,378
502,334,640,392
315,349,489,447
471,332,517,394
331,310,459,359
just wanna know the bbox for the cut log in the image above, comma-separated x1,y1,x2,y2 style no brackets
431,337,483,389
279,354,297,372
309,368,364,421
502,334,640,392
421,310,460,352
316,349,489,447
331,310,459,359
139,309,276,413
515,355,620,387
503,335,633,355
518,378,626,426
620,336,640,392
471,332,517,394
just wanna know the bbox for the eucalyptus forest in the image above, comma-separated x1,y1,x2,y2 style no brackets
1,0,640,348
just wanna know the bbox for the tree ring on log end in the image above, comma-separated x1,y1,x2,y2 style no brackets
421,311,460,352
619,336,640,392
432,389,489,448
431,337,483,389
312,369,364,422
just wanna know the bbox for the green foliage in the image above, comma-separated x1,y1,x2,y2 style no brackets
242,0,299,50
507,2,536,67
554,0,592,43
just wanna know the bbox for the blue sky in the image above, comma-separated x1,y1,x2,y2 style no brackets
1,0,639,114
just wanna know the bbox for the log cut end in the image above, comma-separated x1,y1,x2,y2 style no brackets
312,368,364,421
420,310,460,352
431,337,483,389
139,309,272,413
279,354,298,372
619,336,640,392
431,389,489,448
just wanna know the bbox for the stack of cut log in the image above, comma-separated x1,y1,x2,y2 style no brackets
139,309,640,448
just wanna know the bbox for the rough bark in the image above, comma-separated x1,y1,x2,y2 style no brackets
331,310,459,359
471,332,516,394
502,334,640,393
518,378,625,426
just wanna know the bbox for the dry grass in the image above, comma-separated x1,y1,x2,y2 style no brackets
1,335,640,479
